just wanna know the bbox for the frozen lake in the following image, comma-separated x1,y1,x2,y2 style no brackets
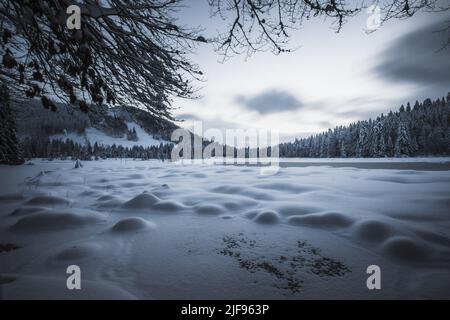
1,158,450,299
229,157,450,171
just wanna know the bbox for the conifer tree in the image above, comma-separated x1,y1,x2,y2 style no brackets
0,84,24,165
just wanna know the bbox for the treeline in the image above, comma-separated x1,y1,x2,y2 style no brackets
12,98,89,138
21,138,173,160
17,94,450,161
280,94,450,158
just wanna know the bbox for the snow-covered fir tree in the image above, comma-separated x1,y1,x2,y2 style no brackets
356,122,371,157
371,120,385,157
394,121,412,157
280,94,450,158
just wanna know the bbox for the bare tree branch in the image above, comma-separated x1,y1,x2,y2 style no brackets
209,0,449,57
1,0,207,120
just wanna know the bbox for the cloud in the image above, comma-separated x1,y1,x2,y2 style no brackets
317,121,334,128
374,18,450,87
177,113,241,131
201,117,240,130
235,89,303,114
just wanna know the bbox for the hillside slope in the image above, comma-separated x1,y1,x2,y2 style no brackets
11,98,177,148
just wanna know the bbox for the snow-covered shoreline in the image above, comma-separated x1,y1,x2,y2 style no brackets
1,159,449,299
278,157,450,163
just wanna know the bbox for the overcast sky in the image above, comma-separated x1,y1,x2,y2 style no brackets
173,1,450,142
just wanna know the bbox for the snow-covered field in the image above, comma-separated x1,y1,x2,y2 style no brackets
1,159,450,299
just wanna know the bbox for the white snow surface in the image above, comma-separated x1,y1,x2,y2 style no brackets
278,157,450,163
50,122,168,148
1,159,450,299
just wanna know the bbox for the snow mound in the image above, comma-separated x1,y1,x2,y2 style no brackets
211,185,245,195
96,195,123,209
220,201,242,210
242,209,258,219
11,209,106,232
252,182,319,194
126,173,146,179
352,220,395,242
152,200,185,212
25,195,71,206
287,212,354,229
121,192,185,213
253,210,281,224
9,206,47,217
277,204,322,217
193,173,208,178
211,185,278,200
194,204,225,216
221,198,256,211
121,193,160,209
97,195,117,202
55,243,101,261
382,237,429,262
244,189,277,201
111,217,155,233
97,199,123,209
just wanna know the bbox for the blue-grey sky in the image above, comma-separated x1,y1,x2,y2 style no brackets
173,1,450,142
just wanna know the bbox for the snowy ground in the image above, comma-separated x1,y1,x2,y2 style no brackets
1,159,450,299
278,157,450,163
